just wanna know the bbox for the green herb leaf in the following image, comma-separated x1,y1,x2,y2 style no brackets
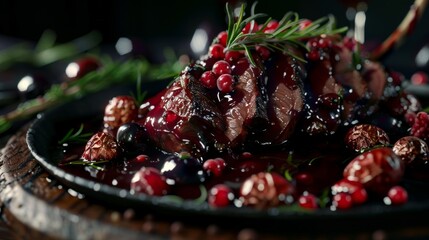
63,159,109,171
58,124,92,145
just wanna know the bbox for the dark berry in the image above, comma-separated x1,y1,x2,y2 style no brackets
240,172,295,208
208,184,234,208
203,158,226,177
212,60,231,76
307,49,320,61
343,147,404,194
65,56,101,81
216,31,228,47
217,74,235,93
256,45,270,60
160,153,206,185
103,96,138,134
298,192,318,209
116,122,147,154
342,36,356,51
392,136,429,166
17,73,51,100
332,193,353,210
344,124,390,152
317,37,332,48
82,132,118,162
232,58,250,75
209,44,225,59
200,71,217,89
131,167,169,196
385,186,408,205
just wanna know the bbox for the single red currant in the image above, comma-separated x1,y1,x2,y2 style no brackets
332,193,353,210
200,71,217,89
242,21,258,34
203,158,226,177
299,19,312,30
351,187,368,205
208,184,234,208
225,50,243,63
298,192,318,209
212,60,231,76
385,186,408,205
131,167,169,196
209,44,225,59
263,20,279,33
217,31,228,46
217,74,235,93
256,45,270,60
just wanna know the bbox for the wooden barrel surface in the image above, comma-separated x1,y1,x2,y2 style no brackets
1,123,429,240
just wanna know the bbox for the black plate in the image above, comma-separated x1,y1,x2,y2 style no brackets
26,80,429,232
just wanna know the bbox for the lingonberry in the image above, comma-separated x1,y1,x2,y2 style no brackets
385,186,408,205
209,44,225,59
200,71,217,89
299,19,312,30
256,45,271,60
225,50,243,63
208,184,234,208
298,191,318,209
203,158,226,177
212,60,231,76
263,20,279,33
411,71,428,85
216,31,228,47
131,167,169,196
65,56,101,81
217,74,235,93
332,192,353,210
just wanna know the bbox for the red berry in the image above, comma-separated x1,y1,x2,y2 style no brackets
411,71,428,85
299,19,312,30
135,154,149,162
295,172,314,186
256,45,270,60
331,178,368,205
209,184,234,208
200,71,217,89
343,36,356,51
225,50,243,63
242,21,258,34
103,96,138,133
307,49,320,61
209,44,225,59
317,38,332,48
409,112,429,141
351,187,368,204
82,132,118,162
332,193,353,210
203,158,226,177
217,31,228,46
232,58,250,75
65,56,101,81
385,186,408,205
212,60,231,76
263,20,279,33
217,74,235,93
298,192,318,209
131,167,169,196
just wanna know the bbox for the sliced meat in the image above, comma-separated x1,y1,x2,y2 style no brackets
144,72,226,156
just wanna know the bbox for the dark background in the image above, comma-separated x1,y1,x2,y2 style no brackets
0,0,428,76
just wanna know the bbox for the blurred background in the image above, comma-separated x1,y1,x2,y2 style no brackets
1,0,428,74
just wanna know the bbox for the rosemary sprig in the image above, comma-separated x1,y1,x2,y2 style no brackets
63,159,109,171
225,2,348,66
58,124,92,145
0,54,185,135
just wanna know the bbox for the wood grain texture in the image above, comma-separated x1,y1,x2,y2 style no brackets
1,124,429,240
